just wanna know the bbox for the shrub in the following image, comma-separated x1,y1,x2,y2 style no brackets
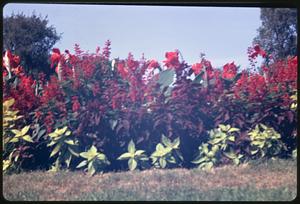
2,43,297,173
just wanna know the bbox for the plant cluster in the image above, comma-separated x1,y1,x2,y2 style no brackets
2,41,297,175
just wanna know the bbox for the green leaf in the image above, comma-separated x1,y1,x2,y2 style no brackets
167,156,176,164
157,69,175,88
161,134,172,147
134,150,145,156
251,149,259,155
127,140,136,154
11,129,21,136
228,136,235,142
68,147,79,157
204,162,213,170
192,71,205,84
80,146,98,161
76,160,88,168
259,124,268,130
228,127,240,133
175,149,184,161
22,135,34,143
56,126,68,135
117,152,133,160
192,157,206,164
21,126,30,135
97,153,106,161
9,137,19,143
156,143,165,152
223,151,237,159
50,143,62,157
159,158,167,168
88,162,96,176
128,158,137,171
172,137,180,149
65,154,72,168
64,139,75,145
47,140,57,147
219,124,228,132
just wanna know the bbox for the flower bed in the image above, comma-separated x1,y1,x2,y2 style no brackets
3,42,297,175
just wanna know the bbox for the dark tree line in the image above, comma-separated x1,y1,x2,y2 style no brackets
253,8,297,60
3,12,61,77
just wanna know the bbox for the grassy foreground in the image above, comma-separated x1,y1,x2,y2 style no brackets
2,159,297,201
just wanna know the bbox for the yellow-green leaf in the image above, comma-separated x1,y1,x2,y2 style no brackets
228,136,235,142
228,127,240,133
76,160,88,168
64,139,75,145
21,126,30,135
50,143,62,157
11,129,21,136
68,147,79,157
117,152,133,160
128,140,136,154
9,137,19,143
128,158,137,170
22,135,34,143
55,126,68,135
49,132,59,138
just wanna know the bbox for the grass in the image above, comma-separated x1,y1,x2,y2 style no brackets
2,158,297,201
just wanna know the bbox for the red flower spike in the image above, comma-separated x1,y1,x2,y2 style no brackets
222,62,238,80
163,51,180,69
192,63,203,75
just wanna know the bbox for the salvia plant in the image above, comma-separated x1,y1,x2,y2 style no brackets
150,135,183,168
76,145,110,176
117,140,148,171
2,44,297,173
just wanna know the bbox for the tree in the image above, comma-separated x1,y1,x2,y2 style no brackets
3,12,61,77
253,8,297,60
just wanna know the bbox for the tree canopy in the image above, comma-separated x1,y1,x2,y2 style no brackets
253,8,297,60
3,12,61,76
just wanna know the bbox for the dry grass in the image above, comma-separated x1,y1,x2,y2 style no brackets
2,159,297,201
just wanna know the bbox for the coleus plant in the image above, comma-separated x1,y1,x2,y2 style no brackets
76,145,110,176
248,123,283,158
150,135,183,168
47,126,79,171
117,140,148,171
3,98,34,173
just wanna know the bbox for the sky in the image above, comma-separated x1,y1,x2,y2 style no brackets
3,3,262,69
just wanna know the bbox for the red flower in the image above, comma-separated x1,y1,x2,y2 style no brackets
253,45,266,58
148,60,160,69
35,111,42,120
222,62,237,80
163,51,180,69
72,96,81,112
249,45,267,59
50,48,61,68
191,63,203,75
117,60,129,79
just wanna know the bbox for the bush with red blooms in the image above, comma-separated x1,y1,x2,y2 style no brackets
2,42,297,172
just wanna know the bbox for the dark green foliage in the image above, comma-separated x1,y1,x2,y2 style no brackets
3,12,61,77
253,8,297,60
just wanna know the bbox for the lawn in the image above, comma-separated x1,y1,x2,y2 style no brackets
2,158,297,201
